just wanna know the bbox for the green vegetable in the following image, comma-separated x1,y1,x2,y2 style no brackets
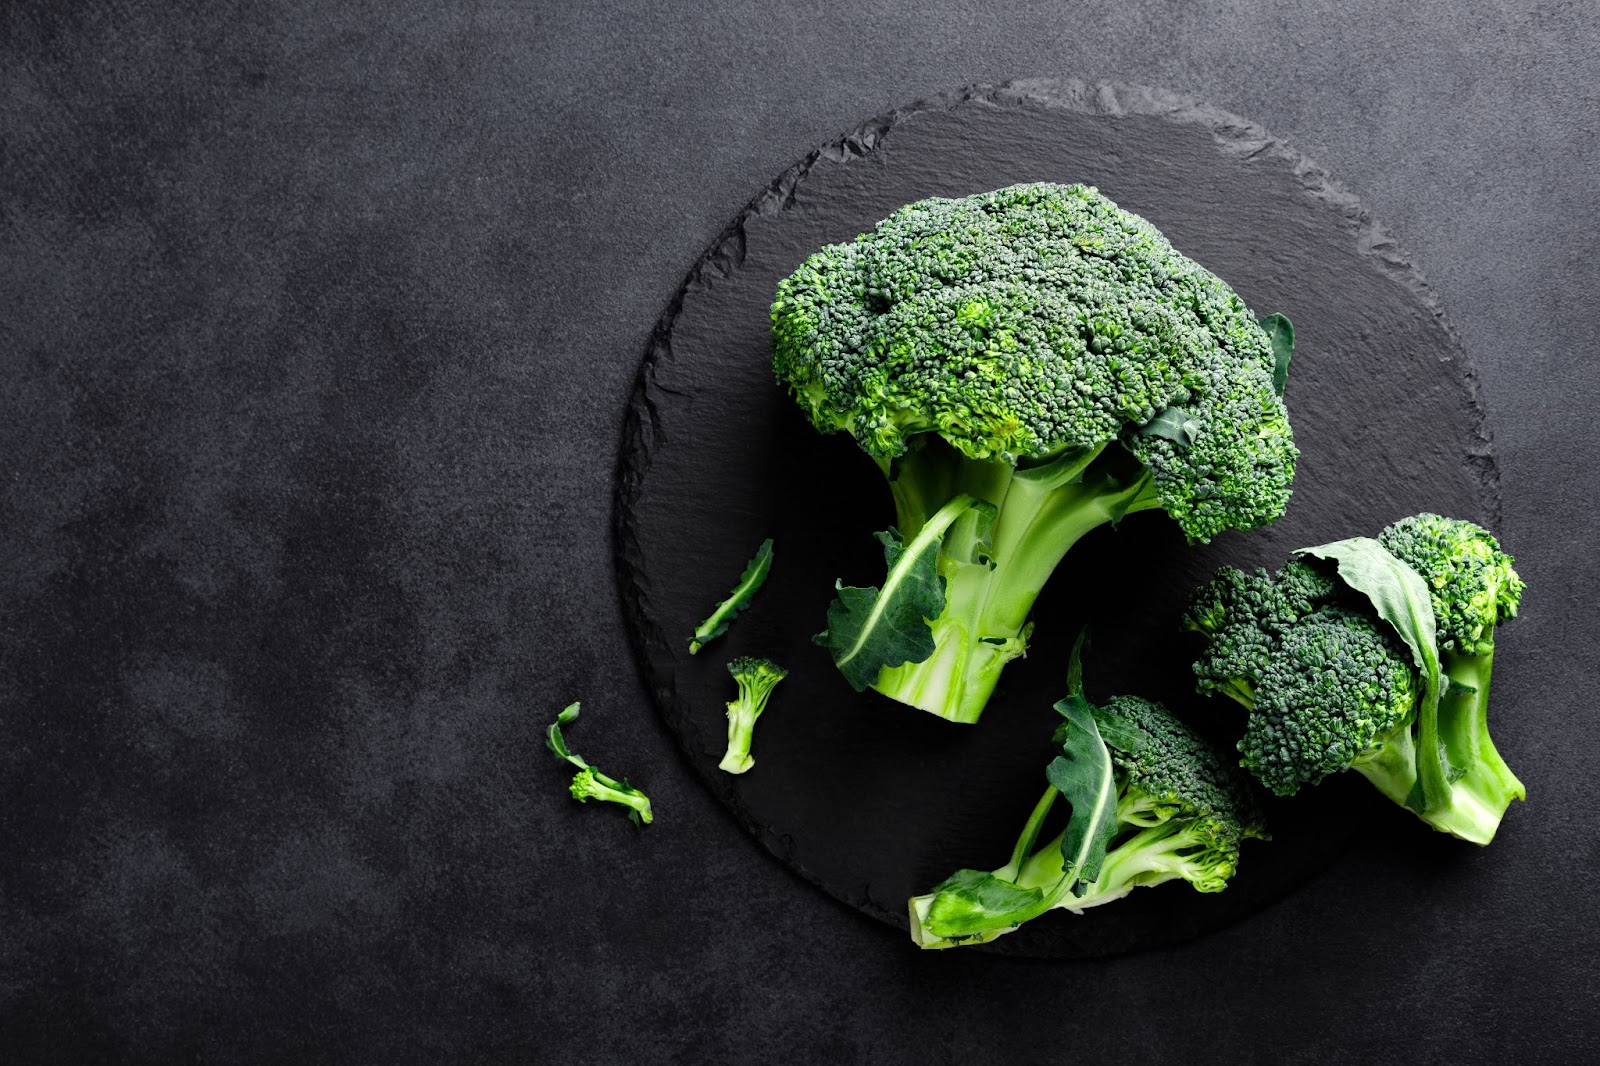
719,657,788,774
908,637,1265,948
775,182,1298,724
689,539,773,655
1185,513,1526,844
546,703,654,826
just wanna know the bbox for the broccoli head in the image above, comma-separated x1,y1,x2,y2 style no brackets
908,645,1265,949
1187,515,1526,844
776,183,1298,724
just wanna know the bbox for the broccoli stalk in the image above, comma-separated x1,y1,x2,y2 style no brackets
776,183,1298,725
719,657,787,774
908,641,1265,948
871,438,1162,723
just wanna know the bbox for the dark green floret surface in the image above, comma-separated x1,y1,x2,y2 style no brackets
771,182,1296,544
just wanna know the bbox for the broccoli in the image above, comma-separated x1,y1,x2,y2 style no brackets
1185,514,1525,844
690,538,773,655
546,703,654,826
774,183,1298,724
908,640,1265,949
719,656,787,774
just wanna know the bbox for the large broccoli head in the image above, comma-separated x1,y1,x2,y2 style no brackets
771,182,1297,542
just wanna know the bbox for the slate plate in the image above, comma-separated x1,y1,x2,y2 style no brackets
614,80,1498,958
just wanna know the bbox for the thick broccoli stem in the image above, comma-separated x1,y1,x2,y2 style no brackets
874,440,1161,723
1422,644,1525,844
1014,821,1222,911
1348,723,1422,808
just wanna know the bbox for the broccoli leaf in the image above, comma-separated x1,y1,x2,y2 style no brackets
921,868,1045,937
689,538,774,654
816,495,990,691
1259,312,1294,397
1047,693,1119,896
1137,406,1203,448
546,701,588,769
1296,536,1447,814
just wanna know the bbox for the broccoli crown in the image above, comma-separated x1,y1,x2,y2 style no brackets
1093,694,1267,845
1185,560,1340,697
771,182,1297,542
1378,513,1525,654
1242,606,1418,795
728,655,788,702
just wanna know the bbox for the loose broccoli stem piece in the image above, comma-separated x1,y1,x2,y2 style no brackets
719,656,787,775
872,439,1161,724
689,539,773,655
546,703,654,826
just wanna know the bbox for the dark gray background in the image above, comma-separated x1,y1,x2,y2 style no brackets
2,1,1595,1062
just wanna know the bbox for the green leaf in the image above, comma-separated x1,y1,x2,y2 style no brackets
546,701,588,769
922,868,1045,937
1136,406,1203,448
1091,703,1151,756
1259,313,1294,397
689,538,774,654
1046,696,1119,895
1295,536,1447,814
816,494,983,691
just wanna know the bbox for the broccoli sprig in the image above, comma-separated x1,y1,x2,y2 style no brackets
719,657,787,774
689,539,773,654
546,703,654,826
776,183,1298,724
1186,514,1525,844
908,641,1265,949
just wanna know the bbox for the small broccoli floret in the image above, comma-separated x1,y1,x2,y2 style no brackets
907,651,1264,949
778,183,1298,725
1188,518,1527,844
1378,513,1524,654
719,656,787,775
546,703,654,827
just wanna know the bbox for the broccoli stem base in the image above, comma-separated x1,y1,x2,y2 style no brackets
874,439,1160,723
719,705,757,775
1419,645,1524,845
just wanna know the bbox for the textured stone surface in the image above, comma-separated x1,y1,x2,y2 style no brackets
2,0,1596,1060
618,81,1496,958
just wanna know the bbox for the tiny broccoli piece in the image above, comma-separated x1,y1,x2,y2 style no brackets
719,656,788,774
907,643,1264,949
546,703,653,826
689,538,773,655
777,183,1298,724
1188,516,1526,844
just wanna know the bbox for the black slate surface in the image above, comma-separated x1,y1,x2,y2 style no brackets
3,1,1597,1061
618,80,1498,958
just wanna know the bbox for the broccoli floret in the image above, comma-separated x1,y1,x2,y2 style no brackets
546,703,654,826
908,650,1265,949
777,183,1298,724
719,656,787,775
1188,516,1526,844
1246,607,1419,802
1378,513,1524,655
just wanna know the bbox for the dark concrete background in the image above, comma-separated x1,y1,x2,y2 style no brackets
1,1,1595,1061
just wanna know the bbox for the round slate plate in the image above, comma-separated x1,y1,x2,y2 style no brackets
615,80,1498,958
